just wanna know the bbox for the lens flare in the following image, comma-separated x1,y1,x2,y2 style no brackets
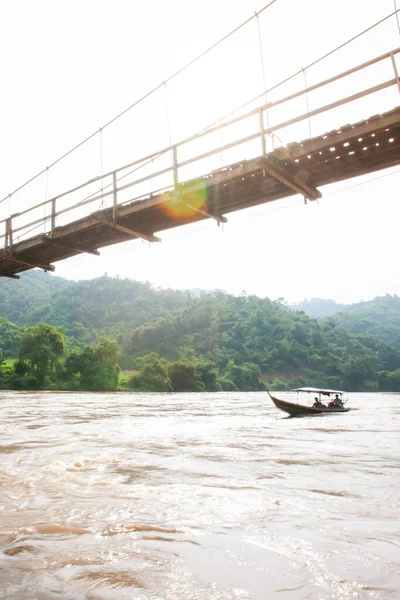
159,179,208,221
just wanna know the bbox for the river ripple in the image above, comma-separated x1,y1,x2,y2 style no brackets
0,391,399,599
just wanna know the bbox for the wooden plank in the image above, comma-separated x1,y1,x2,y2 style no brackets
276,108,400,160
101,220,161,243
0,253,54,272
2,46,399,234
42,236,100,256
1,108,400,278
262,159,321,201
179,199,227,223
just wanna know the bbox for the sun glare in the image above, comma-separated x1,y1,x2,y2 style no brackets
159,179,208,221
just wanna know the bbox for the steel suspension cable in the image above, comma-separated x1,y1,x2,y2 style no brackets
200,7,400,134
0,0,279,207
395,0,400,36
3,3,398,218
79,6,400,199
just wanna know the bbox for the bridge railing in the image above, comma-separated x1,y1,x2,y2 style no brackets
1,46,400,250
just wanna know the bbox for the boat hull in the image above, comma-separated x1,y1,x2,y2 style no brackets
270,396,350,417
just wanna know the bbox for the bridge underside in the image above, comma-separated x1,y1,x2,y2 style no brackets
1,107,400,278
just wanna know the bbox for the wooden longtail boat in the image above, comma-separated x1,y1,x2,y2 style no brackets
267,387,351,417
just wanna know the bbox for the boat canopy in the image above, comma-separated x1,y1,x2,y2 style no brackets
292,387,346,396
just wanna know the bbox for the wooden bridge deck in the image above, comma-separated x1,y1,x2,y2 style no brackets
1,106,400,279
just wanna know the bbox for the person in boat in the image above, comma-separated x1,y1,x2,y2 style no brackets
334,394,344,407
328,394,344,408
313,397,326,408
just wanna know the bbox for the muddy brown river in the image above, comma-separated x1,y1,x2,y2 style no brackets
0,391,399,599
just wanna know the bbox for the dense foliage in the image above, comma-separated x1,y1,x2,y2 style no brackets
329,295,400,351
294,295,400,352
1,271,400,391
291,298,347,319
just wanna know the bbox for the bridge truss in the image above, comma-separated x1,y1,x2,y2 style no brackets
0,42,400,278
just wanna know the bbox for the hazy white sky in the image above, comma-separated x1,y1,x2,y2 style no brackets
1,0,400,304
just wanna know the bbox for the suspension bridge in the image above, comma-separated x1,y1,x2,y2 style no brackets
1,6,400,279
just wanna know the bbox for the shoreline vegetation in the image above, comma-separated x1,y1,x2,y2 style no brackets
0,326,265,393
1,272,400,393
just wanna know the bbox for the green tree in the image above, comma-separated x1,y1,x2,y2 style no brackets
197,361,222,391
169,360,205,392
14,359,29,376
224,360,265,391
65,347,103,390
379,368,400,392
94,337,120,390
19,323,66,385
129,353,173,392
0,317,22,357
65,336,120,391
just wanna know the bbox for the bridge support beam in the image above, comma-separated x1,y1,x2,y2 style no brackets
172,182,228,224
262,158,321,201
0,253,55,272
42,236,100,256
179,200,228,225
101,220,161,243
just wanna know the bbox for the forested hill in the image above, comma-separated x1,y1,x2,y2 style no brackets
291,298,348,318
292,294,400,351
0,271,188,344
329,295,400,351
0,271,68,323
1,271,400,391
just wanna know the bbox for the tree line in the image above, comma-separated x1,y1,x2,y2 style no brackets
1,272,400,392
0,323,266,392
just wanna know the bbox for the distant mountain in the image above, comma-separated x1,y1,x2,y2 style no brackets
1,272,400,391
292,295,400,351
291,298,348,318
0,270,68,325
331,295,400,351
0,270,189,345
